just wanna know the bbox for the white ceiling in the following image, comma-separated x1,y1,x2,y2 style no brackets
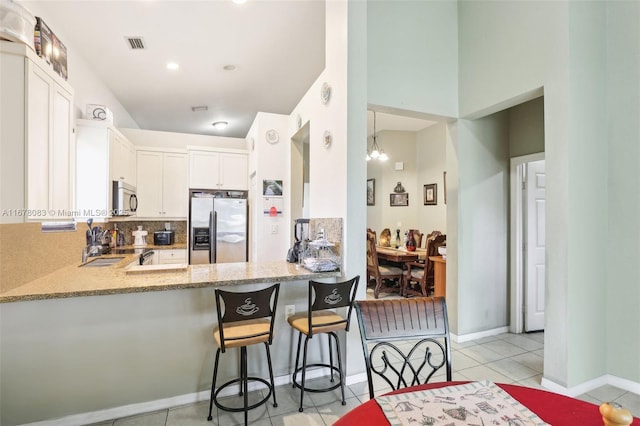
367,110,437,137
20,0,437,139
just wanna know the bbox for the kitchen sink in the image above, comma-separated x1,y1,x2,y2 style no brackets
80,257,125,267
113,248,137,254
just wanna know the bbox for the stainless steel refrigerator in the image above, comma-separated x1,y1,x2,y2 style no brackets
189,190,248,264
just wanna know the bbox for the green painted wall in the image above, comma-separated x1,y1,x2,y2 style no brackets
458,0,640,387
509,97,545,158
368,0,458,117
457,114,510,335
566,0,608,385
366,0,640,391
605,1,640,383
458,0,573,386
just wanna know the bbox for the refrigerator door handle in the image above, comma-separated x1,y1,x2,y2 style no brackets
209,211,217,263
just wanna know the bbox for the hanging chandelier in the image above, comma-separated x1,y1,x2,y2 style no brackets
366,111,388,161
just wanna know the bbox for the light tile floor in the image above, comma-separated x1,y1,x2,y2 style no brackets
91,291,640,426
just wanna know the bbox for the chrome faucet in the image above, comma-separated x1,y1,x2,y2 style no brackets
81,245,100,264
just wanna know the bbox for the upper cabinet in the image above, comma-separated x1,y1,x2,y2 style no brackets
136,149,188,219
76,119,136,219
0,41,74,223
189,148,248,190
110,131,136,186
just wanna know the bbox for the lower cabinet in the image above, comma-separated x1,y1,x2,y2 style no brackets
136,150,188,218
156,249,187,265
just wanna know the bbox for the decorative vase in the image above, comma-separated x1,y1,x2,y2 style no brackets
380,228,391,247
395,229,401,249
407,230,417,252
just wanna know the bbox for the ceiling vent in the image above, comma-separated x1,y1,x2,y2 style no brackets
125,37,145,50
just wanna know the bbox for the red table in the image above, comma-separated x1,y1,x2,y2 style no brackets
335,381,640,426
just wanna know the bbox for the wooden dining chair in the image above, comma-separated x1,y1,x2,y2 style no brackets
405,234,446,297
354,297,452,399
366,234,404,298
366,228,377,245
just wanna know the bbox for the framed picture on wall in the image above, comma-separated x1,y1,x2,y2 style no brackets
367,178,375,206
390,193,409,207
424,184,437,205
263,180,283,196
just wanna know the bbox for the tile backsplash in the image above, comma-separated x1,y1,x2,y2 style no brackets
0,220,187,294
309,217,343,269
109,221,187,245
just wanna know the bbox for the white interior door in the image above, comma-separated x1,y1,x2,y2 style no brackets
524,160,546,331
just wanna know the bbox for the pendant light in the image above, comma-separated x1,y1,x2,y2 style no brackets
367,111,388,161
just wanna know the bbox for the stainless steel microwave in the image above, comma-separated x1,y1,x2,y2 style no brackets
112,181,138,216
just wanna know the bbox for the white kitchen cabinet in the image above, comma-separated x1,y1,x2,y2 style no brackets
76,119,136,219
0,41,74,222
156,249,187,264
136,149,188,218
188,149,248,190
110,131,136,186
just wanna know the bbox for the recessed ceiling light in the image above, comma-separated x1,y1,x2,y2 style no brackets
223,64,237,71
212,121,228,130
232,0,247,4
166,62,179,70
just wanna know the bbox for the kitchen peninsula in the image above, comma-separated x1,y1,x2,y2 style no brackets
0,245,342,426
0,254,340,303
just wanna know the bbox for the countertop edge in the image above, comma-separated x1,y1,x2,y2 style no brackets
0,267,342,303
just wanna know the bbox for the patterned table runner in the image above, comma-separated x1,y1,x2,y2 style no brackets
375,380,550,426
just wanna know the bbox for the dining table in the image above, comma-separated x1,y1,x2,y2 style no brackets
375,246,427,263
334,381,640,426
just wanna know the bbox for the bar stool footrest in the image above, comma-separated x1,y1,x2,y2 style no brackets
213,377,274,412
292,363,343,393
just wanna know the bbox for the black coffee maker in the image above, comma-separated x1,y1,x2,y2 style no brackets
287,218,310,263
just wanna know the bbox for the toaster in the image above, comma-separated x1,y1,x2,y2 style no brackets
153,231,174,245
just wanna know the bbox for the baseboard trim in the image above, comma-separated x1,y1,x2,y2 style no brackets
345,372,368,386
20,369,368,426
23,358,638,425
541,374,640,398
20,391,210,426
452,326,509,343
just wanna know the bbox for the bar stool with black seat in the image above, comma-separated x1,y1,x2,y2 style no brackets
207,283,280,425
287,276,359,412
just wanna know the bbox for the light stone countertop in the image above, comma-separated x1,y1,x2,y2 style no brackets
0,253,341,303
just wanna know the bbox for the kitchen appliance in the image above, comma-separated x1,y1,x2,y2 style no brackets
112,181,138,216
286,218,310,263
132,225,147,247
189,190,248,265
154,230,174,245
